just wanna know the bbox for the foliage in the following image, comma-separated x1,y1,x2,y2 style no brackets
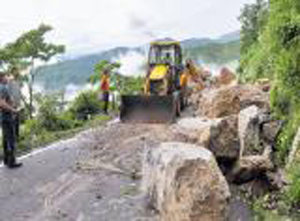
12,90,111,157
18,119,80,153
239,0,269,54
0,24,65,75
33,93,80,131
285,162,300,208
68,90,102,120
0,24,65,118
239,0,300,209
263,0,300,170
119,76,144,95
13,24,65,62
238,0,270,82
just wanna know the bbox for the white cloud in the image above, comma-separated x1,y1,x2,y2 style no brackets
0,0,255,56
115,51,147,76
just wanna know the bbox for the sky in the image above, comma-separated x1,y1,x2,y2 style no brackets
0,0,255,57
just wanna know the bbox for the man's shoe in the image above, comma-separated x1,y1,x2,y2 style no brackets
7,162,23,169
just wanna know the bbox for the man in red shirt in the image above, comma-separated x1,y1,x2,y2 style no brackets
100,69,110,114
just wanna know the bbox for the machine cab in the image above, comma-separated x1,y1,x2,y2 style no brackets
147,40,183,95
148,40,183,67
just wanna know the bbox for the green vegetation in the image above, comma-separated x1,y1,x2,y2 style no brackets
0,24,65,117
0,25,120,161
120,76,144,95
14,90,111,158
69,90,102,120
239,0,300,213
7,56,144,157
185,40,240,65
238,0,269,82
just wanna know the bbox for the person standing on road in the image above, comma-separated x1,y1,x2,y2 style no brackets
0,72,22,168
7,68,22,140
180,70,189,109
100,69,110,114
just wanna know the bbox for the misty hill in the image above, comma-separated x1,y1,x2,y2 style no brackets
36,31,240,91
35,47,143,90
217,31,240,43
185,40,240,64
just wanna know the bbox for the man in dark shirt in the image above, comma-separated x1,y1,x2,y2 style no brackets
0,72,22,168
7,68,22,139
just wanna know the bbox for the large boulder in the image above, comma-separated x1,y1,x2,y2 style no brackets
216,67,237,87
238,106,262,156
198,85,269,119
238,106,279,156
142,142,230,221
199,115,240,161
198,86,241,118
172,116,240,161
262,120,282,144
231,155,274,184
234,107,281,184
238,85,270,110
171,117,215,144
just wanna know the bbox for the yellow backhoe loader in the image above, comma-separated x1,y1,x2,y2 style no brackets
120,40,184,123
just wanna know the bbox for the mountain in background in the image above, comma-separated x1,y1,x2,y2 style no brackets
181,37,213,48
35,31,240,91
180,30,240,48
217,30,240,43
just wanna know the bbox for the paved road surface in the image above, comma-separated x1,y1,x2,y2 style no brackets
0,119,253,221
0,123,157,221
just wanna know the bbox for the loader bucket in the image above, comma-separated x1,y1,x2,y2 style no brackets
120,95,176,123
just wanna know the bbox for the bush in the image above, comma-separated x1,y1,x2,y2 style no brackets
34,93,78,131
68,90,102,120
240,0,300,209
285,162,300,208
18,118,78,152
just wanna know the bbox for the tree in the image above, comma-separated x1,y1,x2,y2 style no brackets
238,0,270,81
68,90,101,120
13,24,65,117
90,60,121,110
239,0,269,54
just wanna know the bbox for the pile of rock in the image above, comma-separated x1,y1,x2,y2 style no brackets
141,83,283,220
198,85,270,118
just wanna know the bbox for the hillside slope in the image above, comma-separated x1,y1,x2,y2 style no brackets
36,32,240,91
